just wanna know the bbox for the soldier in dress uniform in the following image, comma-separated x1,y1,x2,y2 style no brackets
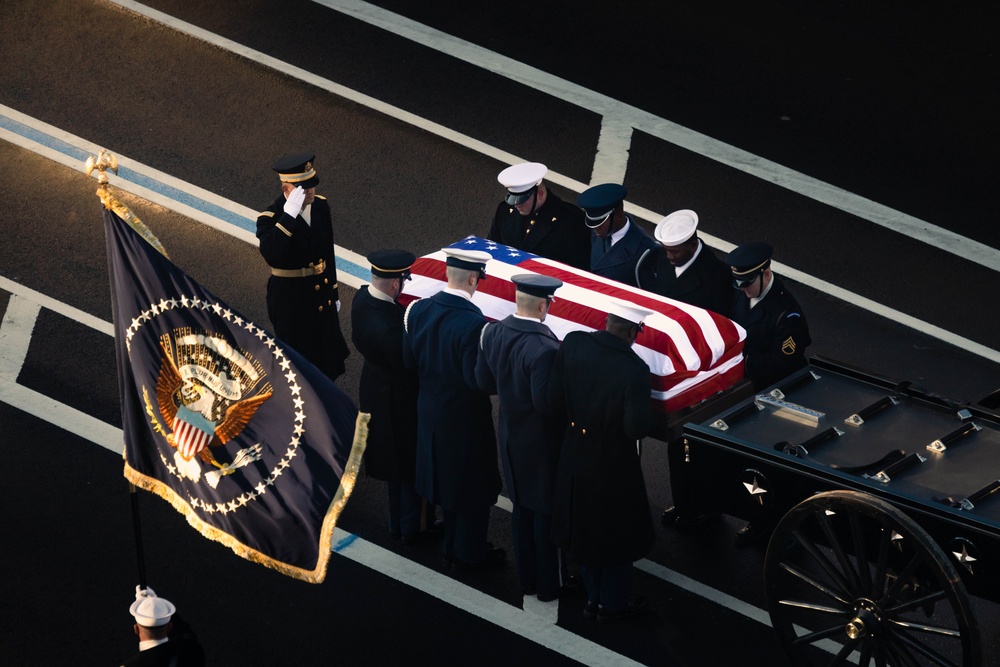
641,210,735,531
635,209,734,318
579,183,657,287
475,274,565,600
727,241,811,546
352,249,439,544
255,153,350,381
487,162,590,270
547,298,655,623
402,248,505,570
121,587,204,667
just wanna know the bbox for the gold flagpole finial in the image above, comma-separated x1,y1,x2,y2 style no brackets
84,148,118,184
85,149,170,259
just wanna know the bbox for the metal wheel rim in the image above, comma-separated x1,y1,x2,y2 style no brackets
763,490,981,666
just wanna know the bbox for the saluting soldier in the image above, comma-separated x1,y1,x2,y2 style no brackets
402,248,505,570
635,209,734,318
548,298,655,623
255,153,349,381
487,162,590,270
352,249,439,544
475,274,565,601
727,241,811,546
579,183,657,287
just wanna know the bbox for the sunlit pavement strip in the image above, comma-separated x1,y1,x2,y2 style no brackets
331,529,626,666
3,104,997,363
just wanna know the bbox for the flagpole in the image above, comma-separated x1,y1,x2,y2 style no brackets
129,483,149,590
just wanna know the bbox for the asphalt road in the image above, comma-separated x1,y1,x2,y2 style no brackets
1,1,998,666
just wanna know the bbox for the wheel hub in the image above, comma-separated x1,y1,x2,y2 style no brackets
845,601,881,640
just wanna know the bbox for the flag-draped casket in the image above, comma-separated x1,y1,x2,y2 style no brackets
400,237,746,416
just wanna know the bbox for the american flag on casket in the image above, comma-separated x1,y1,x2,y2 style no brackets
399,236,746,414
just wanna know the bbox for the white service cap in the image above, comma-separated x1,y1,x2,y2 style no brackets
129,586,176,627
497,162,547,194
654,209,699,246
606,297,655,326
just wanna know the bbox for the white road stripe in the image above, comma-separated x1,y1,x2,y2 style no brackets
0,378,122,453
0,295,40,380
0,277,777,664
310,0,1000,275
332,529,632,666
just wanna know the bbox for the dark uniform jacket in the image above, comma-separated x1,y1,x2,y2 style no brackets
635,241,735,319
121,618,205,667
590,218,657,287
402,291,500,511
475,315,563,514
547,330,654,565
488,191,591,270
351,286,419,482
732,275,811,390
256,195,349,380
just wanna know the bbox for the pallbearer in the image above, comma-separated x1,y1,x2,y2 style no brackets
352,250,439,544
548,298,655,623
476,274,565,600
403,248,505,570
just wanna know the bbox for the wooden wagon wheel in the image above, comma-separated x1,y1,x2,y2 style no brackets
763,490,981,666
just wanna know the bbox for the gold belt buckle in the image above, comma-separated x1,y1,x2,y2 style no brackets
312,258,326,275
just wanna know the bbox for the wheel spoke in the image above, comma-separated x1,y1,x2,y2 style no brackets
858,641,873,667
889,627,959,667
827,637,860,666
884,588,947,616
778,599,849,615
817,508,863,594
872,526,892,598
882,551,923,603
848,510,872,594
791,622,847,646
888,618,962,639
791,528,855,600
779,561,853,606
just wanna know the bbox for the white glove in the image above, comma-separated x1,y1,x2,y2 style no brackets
283,186,306,218
135,585,157,600
336,299,341,313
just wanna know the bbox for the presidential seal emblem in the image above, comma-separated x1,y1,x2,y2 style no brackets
143,327,272,485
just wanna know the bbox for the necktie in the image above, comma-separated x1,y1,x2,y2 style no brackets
603,236,612,253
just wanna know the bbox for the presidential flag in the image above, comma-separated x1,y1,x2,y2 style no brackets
105,205,366,583
401,237,746,413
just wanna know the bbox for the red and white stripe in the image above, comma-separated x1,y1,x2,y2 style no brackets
400,245,746,413
173,417,213,460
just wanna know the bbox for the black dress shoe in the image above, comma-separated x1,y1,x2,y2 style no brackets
453,547,506,571
583,601,599,620
401,528,445,546
660,506,680,526
597,596,648,624
536,588,562,602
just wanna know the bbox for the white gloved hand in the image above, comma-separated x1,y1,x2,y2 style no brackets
135,585,157,600
283,186,306,218
336,300,341,313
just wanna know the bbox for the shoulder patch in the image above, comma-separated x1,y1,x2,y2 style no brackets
258,211,275,218
784,312,801,319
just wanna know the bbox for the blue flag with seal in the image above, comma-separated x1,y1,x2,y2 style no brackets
104,203,367,583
